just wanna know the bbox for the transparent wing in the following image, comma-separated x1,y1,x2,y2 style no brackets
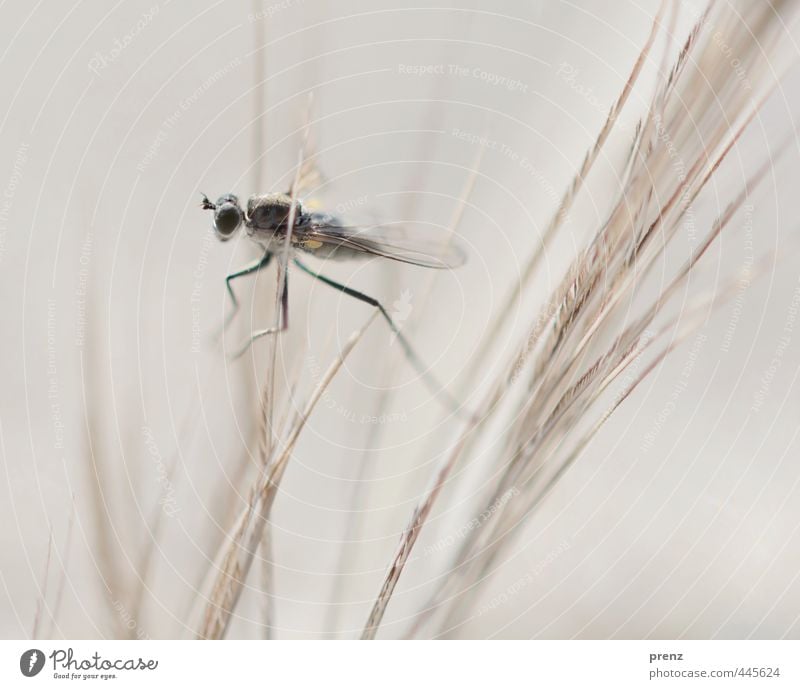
289,94,326,199
295,218,467,269
292,143,324,199
285,96,464,269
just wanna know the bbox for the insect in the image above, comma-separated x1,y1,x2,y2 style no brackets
201,153,468,416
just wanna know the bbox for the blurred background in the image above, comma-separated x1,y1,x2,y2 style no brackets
1,0,799,639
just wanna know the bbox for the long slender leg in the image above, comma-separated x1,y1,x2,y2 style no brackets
220,250,273,331
231,264,289,359
293,258,468,418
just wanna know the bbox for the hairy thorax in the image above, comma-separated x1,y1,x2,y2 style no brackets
244,192,359,260
246,192,304,231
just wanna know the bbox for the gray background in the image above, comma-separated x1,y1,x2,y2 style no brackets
1,0,799,639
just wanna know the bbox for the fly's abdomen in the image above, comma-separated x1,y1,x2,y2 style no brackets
295,212,365,260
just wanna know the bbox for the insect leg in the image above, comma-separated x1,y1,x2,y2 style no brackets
221,250,273,329
292,258,467,418
231,263,289,359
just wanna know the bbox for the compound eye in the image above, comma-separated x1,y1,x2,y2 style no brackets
213,203,242,239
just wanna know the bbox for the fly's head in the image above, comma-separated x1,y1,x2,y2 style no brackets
202,193,243,241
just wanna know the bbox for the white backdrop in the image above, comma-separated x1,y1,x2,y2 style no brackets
1,0,799,639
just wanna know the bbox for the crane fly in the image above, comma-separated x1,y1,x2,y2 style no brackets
201,150,468,416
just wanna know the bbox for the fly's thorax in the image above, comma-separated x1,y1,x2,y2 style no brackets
246,192,305,231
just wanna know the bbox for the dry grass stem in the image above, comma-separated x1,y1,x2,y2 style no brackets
199,311,378,639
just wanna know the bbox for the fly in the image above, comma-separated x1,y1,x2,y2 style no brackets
201,156,468,417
